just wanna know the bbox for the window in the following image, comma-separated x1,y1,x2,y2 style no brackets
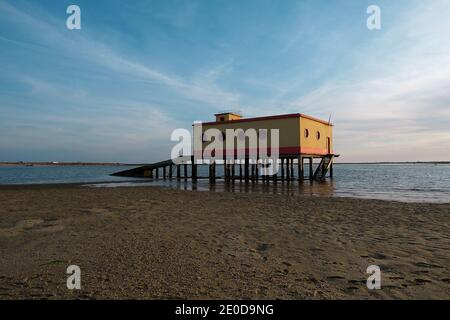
304,129,309,138
219,116,225,122
316,131,321,140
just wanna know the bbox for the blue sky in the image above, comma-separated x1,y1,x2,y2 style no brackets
0,0,449,162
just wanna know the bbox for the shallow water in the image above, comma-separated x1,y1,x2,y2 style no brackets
1,164,450,203
0,165,134,185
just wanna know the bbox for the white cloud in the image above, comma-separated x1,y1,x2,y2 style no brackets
0,1,240,110
281,0,450,161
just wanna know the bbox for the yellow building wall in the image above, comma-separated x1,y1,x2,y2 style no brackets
299,117,333,155
202,117,300,152
196,114,333,157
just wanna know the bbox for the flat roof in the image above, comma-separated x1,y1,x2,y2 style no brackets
214,112,242,116
201,113,333,126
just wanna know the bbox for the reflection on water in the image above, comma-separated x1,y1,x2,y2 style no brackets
87,163,450,203
89,178,336,198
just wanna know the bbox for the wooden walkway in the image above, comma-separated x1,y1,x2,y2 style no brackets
112,155,338,181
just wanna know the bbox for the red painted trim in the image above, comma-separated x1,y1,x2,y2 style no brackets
201,113,301,126
199,113,333,126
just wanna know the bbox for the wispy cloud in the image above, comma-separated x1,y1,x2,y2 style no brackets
276,0,450,161
0,1,240,109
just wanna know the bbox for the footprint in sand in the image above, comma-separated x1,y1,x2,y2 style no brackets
87,208,114,215
371,253,387,260
256,243,274,251
413,278,432,285
326,275,345,281
414,262,444,269
0,218,65,237
0,219,43,237
344,286,359,293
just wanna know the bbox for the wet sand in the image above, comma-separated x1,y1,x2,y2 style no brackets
0,184,449,299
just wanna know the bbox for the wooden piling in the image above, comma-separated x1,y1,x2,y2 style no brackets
239,162,243,181
244,157,249,182
231,162,235,181
286,158,290,181
191,156,197,182
290,159,294,180
210,161,216,182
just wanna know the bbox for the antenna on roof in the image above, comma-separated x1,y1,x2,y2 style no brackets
328,113,332,124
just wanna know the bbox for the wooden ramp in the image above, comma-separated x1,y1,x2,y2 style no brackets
312,155,334,181
111,158,177,177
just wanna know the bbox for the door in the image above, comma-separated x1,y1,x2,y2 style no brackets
327,137,331,154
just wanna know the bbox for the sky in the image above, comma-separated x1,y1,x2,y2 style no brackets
0,0,449,163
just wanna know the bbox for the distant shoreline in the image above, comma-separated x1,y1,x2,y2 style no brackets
336,161,450,164
0,162,141,167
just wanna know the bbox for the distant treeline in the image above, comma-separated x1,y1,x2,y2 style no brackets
336,161,450,164
0,162,141,167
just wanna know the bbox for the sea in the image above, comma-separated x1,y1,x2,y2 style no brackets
0,163,449,203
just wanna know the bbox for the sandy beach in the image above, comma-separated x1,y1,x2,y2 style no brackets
0,184,448,299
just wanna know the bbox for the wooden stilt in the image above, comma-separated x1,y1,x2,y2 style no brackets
261,160,265,182
191,156,197,182
309,157,313,180
298,156,304,180
244,158,249,182
239,162,243,181
211,162,216,182
177,164,181,179
291,158,295,180
330,162,334,178
281,158,285,180
252,163,256,181
231,162,235,181
184,163,188,180
273,159,278,182
286,158,290,181
163,166,166,179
